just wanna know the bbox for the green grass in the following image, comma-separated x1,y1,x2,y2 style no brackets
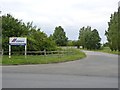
2,48,86,65
96,47,120,55
80,47,120,55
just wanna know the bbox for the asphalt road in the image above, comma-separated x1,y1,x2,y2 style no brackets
2,50,118,88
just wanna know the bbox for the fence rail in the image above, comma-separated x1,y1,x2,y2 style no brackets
0,50,3,55
1,50,74,56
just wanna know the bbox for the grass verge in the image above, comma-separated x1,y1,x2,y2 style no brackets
95,47,120,55
2,48,86,65
80,47,120,55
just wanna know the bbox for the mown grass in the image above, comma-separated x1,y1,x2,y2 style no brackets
80,47,120,55
2,48,86,65
95,47,120,55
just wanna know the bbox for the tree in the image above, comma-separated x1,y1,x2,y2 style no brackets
52,26,68,46
27,29,56,51
2,14,28,51
118,6,120,51
2,14,57,53
0,15,2,51
103,42,109,47
67,40,74,46
78,27,86,48
78,26,101,50
91,29,101,49
105,12,119,51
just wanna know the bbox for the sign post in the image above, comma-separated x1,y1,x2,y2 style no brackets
9,37,27,58
25,45,27,58
9,45,11,58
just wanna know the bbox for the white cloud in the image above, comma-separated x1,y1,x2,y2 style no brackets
0,0,119,42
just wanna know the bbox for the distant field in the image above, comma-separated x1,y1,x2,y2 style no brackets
2,48,86,65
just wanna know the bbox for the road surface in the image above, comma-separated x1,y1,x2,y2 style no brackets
2,50,118,88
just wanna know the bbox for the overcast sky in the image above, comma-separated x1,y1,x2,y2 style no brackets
1,0,119,43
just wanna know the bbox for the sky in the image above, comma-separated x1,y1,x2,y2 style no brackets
0,0,119,43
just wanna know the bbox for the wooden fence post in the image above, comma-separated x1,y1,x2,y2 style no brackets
44,49,46,56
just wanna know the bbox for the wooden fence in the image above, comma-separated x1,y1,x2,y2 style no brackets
1,50,75,56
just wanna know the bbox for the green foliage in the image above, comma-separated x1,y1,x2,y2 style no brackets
2,14,57,52
103,42,109,47
52,26,68,46
67,40,74,46
91,29,101,49
105,12,119,51
67,40,80,48
118,7,120,51
0,15,2,51
27,30,56,51
78,26,101,50
95,47,120,55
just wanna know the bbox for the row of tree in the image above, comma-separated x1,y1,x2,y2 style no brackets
105,8,120,51
2,14,102,52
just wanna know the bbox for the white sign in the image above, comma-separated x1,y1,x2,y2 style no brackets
80,46,83,49
9,37,27,58
9,37,27,46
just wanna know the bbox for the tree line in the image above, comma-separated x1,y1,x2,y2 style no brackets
2,14,101,52
2,11,119,52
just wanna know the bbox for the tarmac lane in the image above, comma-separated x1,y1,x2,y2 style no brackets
2,50,118,88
